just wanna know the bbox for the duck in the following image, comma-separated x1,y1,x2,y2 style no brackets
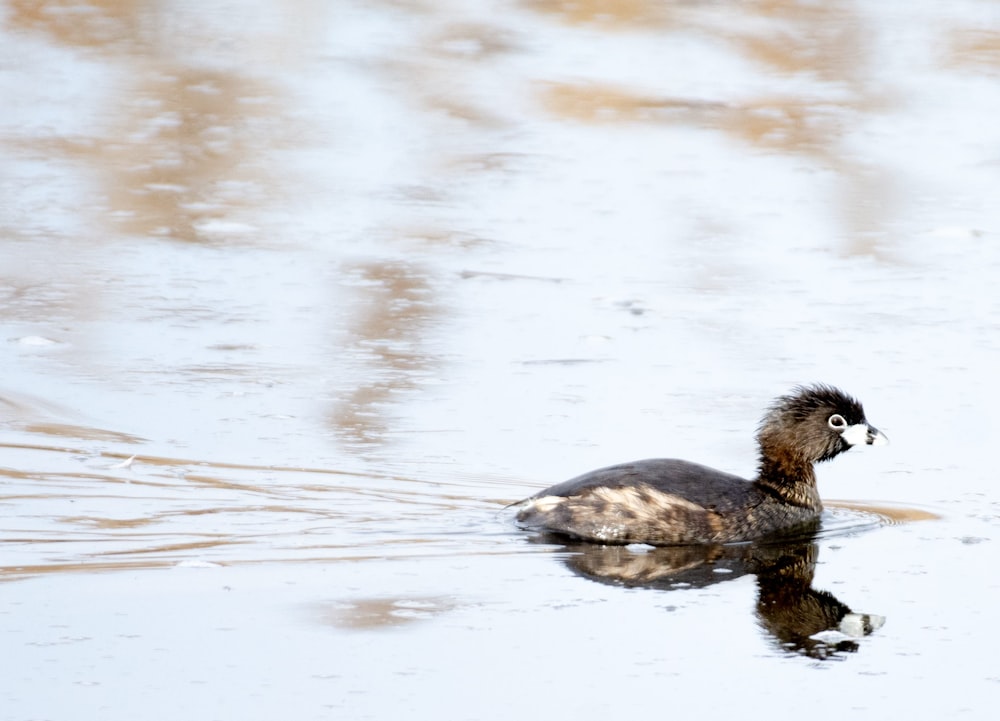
512,384,888,545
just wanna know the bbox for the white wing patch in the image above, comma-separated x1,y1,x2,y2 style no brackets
526,495,566,513
590,485,707,516
519,485,721,543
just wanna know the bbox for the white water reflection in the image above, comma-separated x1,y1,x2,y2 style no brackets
2,1,1000,719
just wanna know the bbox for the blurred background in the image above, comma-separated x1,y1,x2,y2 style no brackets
1,1,999,719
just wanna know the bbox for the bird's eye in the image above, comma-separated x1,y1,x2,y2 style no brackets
828,414,847,430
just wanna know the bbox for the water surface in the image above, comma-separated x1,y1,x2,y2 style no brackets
2,1,1000,719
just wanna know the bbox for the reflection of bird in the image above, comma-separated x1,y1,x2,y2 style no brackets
512,385,888,545
754,543,884,658
556,538,884,660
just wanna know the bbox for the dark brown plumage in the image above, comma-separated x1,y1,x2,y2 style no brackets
513,384,888,545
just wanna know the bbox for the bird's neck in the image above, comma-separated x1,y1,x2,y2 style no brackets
754,452,822,510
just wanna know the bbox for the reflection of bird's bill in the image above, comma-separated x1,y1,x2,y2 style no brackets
809,612,886,644
840,612,886,637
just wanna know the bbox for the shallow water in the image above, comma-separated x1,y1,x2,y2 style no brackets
2,1,1000,719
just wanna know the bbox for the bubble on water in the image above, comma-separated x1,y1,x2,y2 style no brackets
175,560,223,568
111,455,137,470
14,335,59,346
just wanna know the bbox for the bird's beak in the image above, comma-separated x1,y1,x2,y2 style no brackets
866,424,888,446
842,422,889,447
